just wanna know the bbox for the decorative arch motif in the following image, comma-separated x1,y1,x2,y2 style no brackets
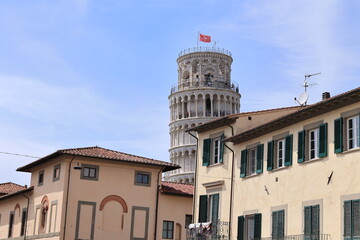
14,203,21,217
99,195,128,213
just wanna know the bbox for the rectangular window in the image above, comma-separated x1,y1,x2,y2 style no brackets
20,208,27,236
53,164,61,182
198,193,219,223
134,171,151,187
38,170,44,186
8,211,14,238
272,210,284,239
309,128,319,160
347,116,360,150
238,213,262,240
276,139,285,168
241,144,264,177
304,205,320,239
344,199,360,240
202,133,225,166
162,221,174,239
81,164,99,181
185,214,193,229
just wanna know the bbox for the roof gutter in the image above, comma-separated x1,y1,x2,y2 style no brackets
154,167,165,240
225,124,235,240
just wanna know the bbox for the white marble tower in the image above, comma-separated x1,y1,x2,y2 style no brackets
165,47,241,184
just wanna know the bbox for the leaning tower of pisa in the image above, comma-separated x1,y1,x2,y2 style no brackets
165,47,241,184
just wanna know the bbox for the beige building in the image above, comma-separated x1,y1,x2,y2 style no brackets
0,146,193,240
190,87,360,240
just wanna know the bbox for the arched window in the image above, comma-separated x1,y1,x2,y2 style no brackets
40,196,49,233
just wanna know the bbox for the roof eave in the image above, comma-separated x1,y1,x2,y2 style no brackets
0,187,34,201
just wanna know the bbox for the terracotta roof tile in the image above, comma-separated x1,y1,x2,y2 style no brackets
160,181,194,196
0,182,26,196
17,146,179,172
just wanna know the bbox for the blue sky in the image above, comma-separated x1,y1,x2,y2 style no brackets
1,0,359,185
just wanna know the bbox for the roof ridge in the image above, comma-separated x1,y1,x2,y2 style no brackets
0,182,25,187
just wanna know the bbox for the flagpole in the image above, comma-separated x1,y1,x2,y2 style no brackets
197,31,199,49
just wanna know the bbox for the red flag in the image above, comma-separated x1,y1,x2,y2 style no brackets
199,33,211,43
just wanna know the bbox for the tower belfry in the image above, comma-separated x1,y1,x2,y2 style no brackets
165,47,241,184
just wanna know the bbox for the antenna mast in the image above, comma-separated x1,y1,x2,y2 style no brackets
294,72,321,106
304,72,321,92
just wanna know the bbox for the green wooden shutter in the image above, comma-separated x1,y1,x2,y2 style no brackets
254,213,262,239
203,138,211,166
240,149,247,178
272,211,278,238
267,140,274,171
353,200,360,238
319,123,328,158
256,144,264,174
344,201,352,240
237,216,244,240
219,134,225,163
311,205,320,237
199,195,208,222
211,194,219,223
334,118,343,153
304,206,311,237
278,210,285,238
298,130,306,163
285,134,293,166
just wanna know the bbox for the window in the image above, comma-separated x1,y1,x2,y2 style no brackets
8,211,14,238
53,164,60,182
272,210,284,239
38,170,44,186
298,123,327,163
185,214,193,229
237,214,262,240
344,200,360,240
20,208,27,236
267,135,293,171
240,144,264,178
335,115,360,152
162,221,174,239
276,139,285,168
347,116,360,150
202,134,225,166
304,205,320,239
134,171,151,187
81,164,99,181
198,194,219,223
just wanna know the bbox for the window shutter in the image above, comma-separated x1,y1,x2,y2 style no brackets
211,194,219,223
272,211,278,238
256,144,264,174
285,134,293,166
219,134,225,163
254,213,262,239
267,140,274,171
319,123,328,158
353,200,360,237
278,210,285,238
202,138,211,166
237,216,244,240
334,118,343,153
344,201,351,239
311,205,320,237
199,195,208,222
304,206,311,236
298,130,305,163
240,149,247,178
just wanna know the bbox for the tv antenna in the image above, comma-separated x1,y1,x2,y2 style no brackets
294,72,321,106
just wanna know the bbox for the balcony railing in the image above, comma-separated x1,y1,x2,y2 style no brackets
178,47,232,57
259,234,332,240
170,81,239,94
186,221,229,240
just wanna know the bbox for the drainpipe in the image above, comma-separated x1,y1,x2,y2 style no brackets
62,156,76,240
154,167,165,240
226,124,235,240
22,194,30,239
188,131,199,222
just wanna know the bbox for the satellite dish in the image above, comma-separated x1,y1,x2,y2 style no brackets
297,92,309,106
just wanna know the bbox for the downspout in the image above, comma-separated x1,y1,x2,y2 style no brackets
154,166,165,240
22,194,30,239
226,124,235,240
62,156,76,240
188,131,199,222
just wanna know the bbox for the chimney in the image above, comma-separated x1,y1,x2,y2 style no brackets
322,92,330,100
